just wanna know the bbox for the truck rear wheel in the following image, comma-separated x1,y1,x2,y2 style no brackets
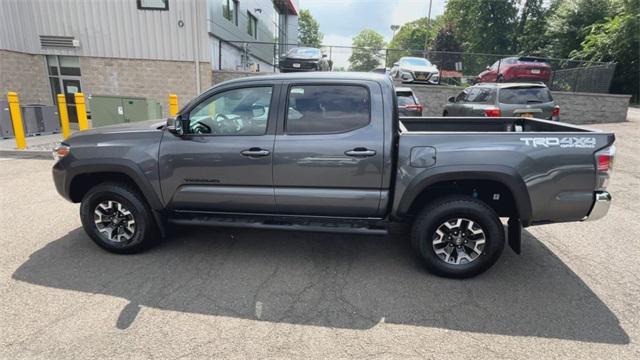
80,182,158,254
411,195,505,278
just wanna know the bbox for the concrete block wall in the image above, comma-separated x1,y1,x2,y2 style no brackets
552,91,630,124
0,50,51,105
403,83,631,124
80,57,212,117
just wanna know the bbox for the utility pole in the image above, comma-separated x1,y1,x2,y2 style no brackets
423,0,433,54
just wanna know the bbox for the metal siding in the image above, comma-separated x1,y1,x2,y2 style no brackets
0,0,209,62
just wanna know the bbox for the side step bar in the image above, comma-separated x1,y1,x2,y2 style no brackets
167,214,388,235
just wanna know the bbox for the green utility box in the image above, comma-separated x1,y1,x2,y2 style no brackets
88,95,163,128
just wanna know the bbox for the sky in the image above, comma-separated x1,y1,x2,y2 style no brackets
298,0,446,68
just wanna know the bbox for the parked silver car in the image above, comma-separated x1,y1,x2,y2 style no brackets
391,57,439,84
443,83,560,120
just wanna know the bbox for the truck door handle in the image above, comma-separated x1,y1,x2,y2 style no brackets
344,148,376,157
240,148,270,157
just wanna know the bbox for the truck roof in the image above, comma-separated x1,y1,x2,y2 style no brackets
216,71,392,86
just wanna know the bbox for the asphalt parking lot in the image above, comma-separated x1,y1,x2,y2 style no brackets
1,116,639,359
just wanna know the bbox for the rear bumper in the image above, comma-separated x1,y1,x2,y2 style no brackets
584,191,611,221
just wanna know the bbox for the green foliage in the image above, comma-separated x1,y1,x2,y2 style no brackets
298,9,323,48
515,0,551,55
543,0,615,58
443,0,518,54
386,16,444,67
571,0,640,100
349,29,387,71
433,25,463,70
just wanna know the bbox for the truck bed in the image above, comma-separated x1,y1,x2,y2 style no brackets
399,116,597,133
394,116,615,226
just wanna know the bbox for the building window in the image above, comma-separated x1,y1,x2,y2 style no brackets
137,0,169,11
247,12,258,39
222,0,236,24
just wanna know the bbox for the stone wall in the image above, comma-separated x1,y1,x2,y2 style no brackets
552,91,630,124
0,50,51,104
404,83,631,124
80,57,212,116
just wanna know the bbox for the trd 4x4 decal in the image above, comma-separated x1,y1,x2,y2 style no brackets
520,137,596,148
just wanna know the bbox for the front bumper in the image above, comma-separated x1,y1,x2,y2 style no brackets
584,191,611,221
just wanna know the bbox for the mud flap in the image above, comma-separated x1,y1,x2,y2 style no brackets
508,217,521,254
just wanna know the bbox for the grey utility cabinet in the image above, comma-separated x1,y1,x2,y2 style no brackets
0,100,15,139
21,104,61,136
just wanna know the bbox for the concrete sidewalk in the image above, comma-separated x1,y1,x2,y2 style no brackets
0,133,63,158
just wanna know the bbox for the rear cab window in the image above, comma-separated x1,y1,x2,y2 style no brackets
286,85,371,134
396,91,418,107
499,87,553,104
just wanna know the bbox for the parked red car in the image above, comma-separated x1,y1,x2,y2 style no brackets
478,57,552,83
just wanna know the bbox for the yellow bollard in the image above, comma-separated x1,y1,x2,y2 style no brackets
168,94,179,116
74,92,90,130
6,92,26,150
57,94,71,139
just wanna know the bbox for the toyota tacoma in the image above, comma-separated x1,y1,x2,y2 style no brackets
52,72,615,278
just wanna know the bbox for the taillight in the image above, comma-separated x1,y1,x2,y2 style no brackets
406,104,423,112
552,106,560,121
595,146,615,190
484,108,501,117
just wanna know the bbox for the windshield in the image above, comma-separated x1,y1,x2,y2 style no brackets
499,87,553,104
287,48,321,57
401,58,432,67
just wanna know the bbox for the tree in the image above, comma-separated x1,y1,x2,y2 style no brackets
515,0,551,55
443,0,518,54
571,0,640,101
543,0,614,58
433,25,463,70
298,9,323,48
386,16,445,67
349,29,386,71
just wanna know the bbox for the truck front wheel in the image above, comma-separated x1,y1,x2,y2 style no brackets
411,195,505,278
80,182,158,254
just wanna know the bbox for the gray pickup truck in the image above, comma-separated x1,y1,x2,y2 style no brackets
52,72,615,278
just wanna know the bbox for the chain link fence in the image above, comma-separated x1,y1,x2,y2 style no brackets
216,40,616,94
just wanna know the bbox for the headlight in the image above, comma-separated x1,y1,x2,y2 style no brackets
53,144,70,161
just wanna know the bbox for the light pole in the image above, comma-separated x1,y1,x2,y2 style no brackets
423,0,433,54
390,24,400,39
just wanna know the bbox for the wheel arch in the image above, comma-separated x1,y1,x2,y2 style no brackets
396,165,532,226
65,159,163,210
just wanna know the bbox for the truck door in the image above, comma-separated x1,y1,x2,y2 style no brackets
273,81,385,217
159,84,278,213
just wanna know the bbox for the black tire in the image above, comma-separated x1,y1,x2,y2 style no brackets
411,195,505,278
80,182,158,254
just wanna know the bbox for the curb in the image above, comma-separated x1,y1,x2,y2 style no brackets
0,150,52,159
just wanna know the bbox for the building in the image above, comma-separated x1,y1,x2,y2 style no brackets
0,0,298,119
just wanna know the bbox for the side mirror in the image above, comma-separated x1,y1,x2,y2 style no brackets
447,96,456,103
322,54,327,58
393,62,399,67
486,66,491,70
166,116,184,136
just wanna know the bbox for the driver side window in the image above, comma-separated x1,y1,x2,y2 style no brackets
188,86,272,135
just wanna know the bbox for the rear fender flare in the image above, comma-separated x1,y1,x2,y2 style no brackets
396,165,532,226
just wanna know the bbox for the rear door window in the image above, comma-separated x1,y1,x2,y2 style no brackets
286,85,370,134
466,88,494,103
499,87,553,104
396,92,417,106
